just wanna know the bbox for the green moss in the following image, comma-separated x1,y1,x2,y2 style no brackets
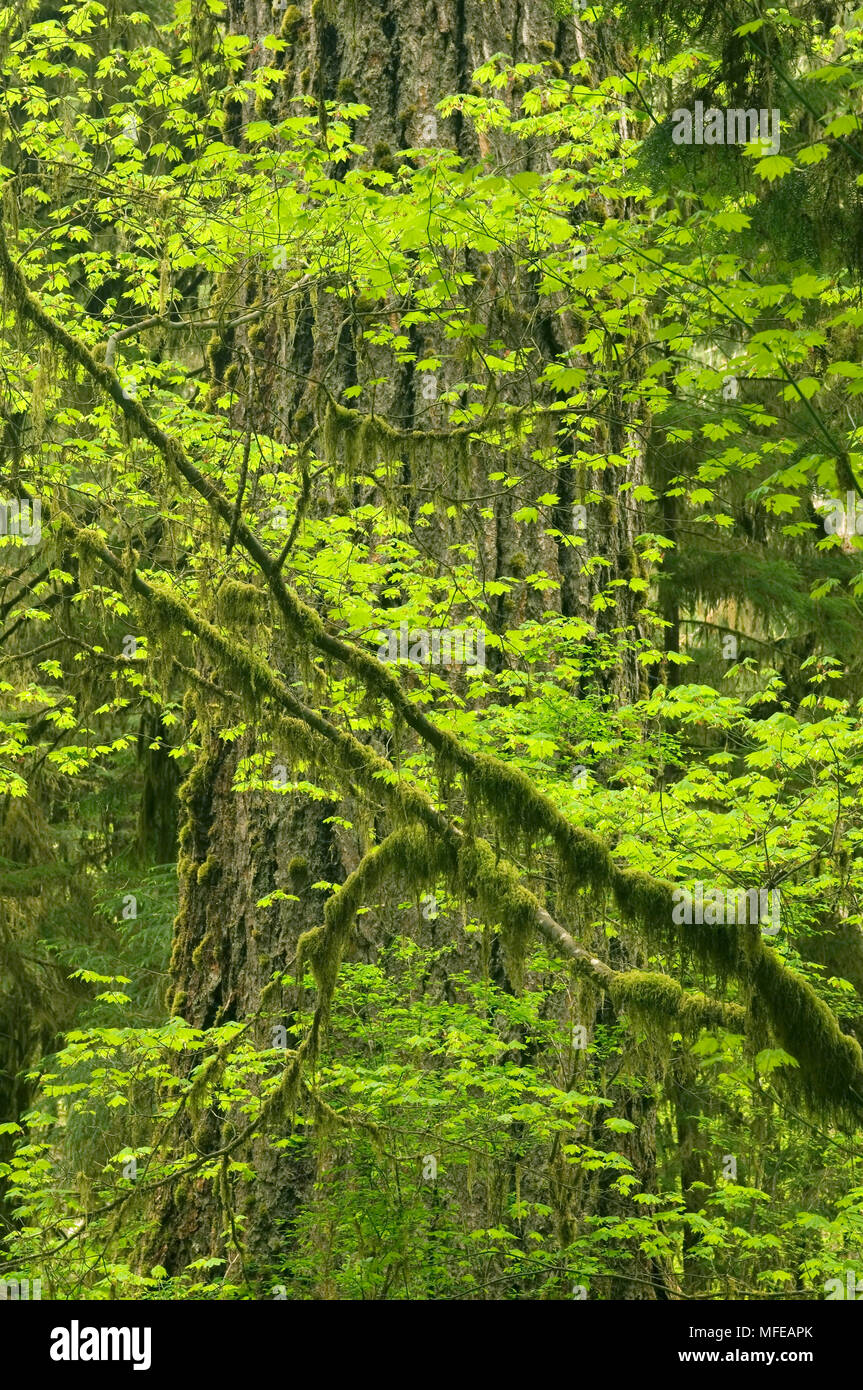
613,867,742,980
298,826,435,1043
599,494,618,529
454,837,536,985
611,971,685,1045
611,970,742,1034
215,579,262,628
279,3,302,38
196,856,218,884
679,989,745,1032
373,141,396,173
468,752,612,903
321,400,404,481
750,945,863,1122
205,330,227,386
612,869,673,936
269,1053,304,1126
287,855,310,887
470,753,550,844
187,1051,227,1116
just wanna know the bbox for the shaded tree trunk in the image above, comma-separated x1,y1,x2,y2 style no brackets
152,0,658,1295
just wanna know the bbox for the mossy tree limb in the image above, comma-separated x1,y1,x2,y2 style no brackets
6,226,863,1123
296,823,746,1063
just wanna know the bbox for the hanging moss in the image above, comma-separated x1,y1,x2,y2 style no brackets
612,869,675,941
297,825,436,1044
613,867,748,984
214,580,263,629
610,971,688,1066
187,1052,226,1117
750,946,863,1123
321,399,403,482
468,752,613,902
454,837,536,985
267,1053,304,1127
469,752,551,843
611,970,744,1034
205,330,228,385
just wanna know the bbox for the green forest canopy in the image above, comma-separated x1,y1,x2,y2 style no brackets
1,0,863,1301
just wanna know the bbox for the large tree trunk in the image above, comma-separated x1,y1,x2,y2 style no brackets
151,0,657,1295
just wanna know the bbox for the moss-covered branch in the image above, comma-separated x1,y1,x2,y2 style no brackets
4,227,862,1122
66,525,741,1052
297,825,745,1061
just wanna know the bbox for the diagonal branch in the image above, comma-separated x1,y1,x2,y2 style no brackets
2,225,861,1120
